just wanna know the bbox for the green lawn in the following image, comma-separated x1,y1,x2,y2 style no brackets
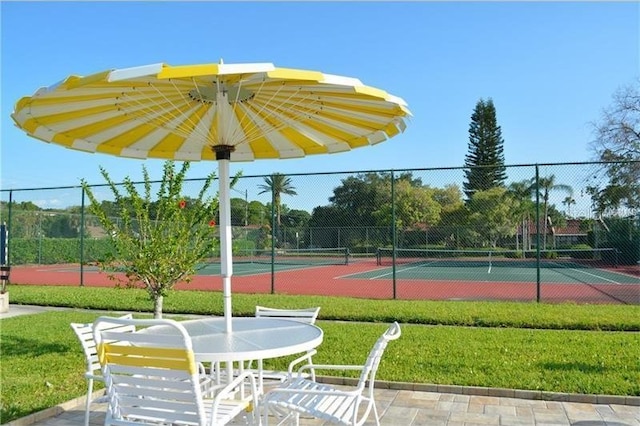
1,284,639,423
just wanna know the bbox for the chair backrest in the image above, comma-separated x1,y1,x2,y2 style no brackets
255,305,320,324
356,322,401,390
93,316,205,425
71,313,134,377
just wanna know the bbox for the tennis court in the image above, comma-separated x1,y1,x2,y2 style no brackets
196,247,351,276
8,246,639,304
195,261,317,276
358,247,639,285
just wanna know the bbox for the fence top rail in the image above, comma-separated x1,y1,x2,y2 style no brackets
1,160,638,193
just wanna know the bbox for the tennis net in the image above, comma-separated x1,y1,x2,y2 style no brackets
376,247,619,269
211,247,350,266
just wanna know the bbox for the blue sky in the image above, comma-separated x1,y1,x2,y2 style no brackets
1,1,638,211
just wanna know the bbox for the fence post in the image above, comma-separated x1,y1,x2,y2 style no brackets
7,191,12,266
80,187,85,287
270,181,276,295
391,171,397,300
535,165,541,303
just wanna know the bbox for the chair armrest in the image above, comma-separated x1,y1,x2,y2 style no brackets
267,385,360,398
84,372,103,382
296,364,364,374
287,349,317,377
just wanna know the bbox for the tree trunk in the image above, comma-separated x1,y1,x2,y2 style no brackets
154,294,163,319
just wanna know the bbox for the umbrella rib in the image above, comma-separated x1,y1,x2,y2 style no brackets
189,77,219,144
225,77,249,147
241,84,317,142
228,78,285,147
168,78,215,144
119,86,183,133
147,81,210,142
257,88,322,131
118,81,215,147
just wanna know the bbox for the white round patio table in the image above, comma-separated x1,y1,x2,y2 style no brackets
141,316,323,394
137,317,323,402
141,317,323,362
142,316,323,363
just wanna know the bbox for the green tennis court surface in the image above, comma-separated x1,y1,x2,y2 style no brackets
359,247,640,285
195,247,350,276
351,263,639,284
195,261,312,276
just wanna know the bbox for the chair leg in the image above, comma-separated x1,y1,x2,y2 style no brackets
264,404,299,426
257,359,265,394
84,378,93,426
372,401,380,426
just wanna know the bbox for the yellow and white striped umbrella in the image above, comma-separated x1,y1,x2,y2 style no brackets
11,61,411,332
11,61,410,161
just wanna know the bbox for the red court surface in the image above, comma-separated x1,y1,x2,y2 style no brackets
8,261,640,305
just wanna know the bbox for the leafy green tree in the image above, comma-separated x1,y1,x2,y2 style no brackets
463,98,507,200
43,214,79,238
307,205,351,248
280,209,311,248
328,173,390,227
82,161,218,318
325,172,429,227
230,197,248,226
373,179,442,228
247,200,268,226
588,81,640,213
468,187,519,248
282,209,311,229
308,205,350,229
309,172,452,248
432,185,464,214
17,201,41,211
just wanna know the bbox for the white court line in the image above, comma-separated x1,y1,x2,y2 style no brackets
335,261,636,284
548,262,623,285
335,267,388,280
366,261,442,280
200,263,332,278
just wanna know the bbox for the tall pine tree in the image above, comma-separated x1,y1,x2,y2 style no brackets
463,98,507,201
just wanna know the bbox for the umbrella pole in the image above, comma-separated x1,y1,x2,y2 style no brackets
217,153,233,334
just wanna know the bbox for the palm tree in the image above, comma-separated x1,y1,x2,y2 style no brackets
258,173,297,229
507,180,536,252
531,175,573,250
562,196,576,217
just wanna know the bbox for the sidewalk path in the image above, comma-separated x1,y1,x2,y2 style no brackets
7,387,640,426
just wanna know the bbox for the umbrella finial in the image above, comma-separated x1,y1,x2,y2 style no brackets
219,58,224,65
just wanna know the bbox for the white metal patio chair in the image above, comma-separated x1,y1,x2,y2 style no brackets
251,306,321,387
254,306,320,324
261,322,401,426
72,315,216,425
94,316,258,426
70,313,135,426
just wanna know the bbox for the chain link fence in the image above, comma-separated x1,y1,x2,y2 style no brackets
1,161,638,304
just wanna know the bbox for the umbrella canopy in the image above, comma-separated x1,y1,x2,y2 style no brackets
11,61,411,332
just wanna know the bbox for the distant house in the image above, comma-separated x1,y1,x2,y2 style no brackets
553,219,589,247
518,218,588,248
